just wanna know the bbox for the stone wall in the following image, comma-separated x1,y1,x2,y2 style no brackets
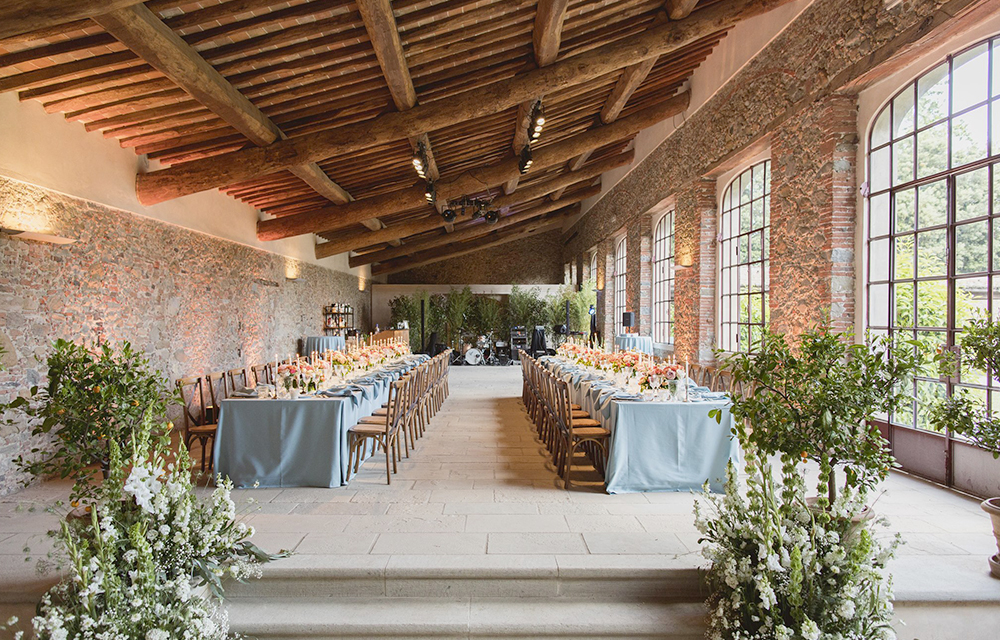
564,0,966,360
0,176,372,495
769,93,858,335
387,230,564,285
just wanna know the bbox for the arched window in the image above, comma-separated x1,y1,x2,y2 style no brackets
614,237,627,335
589,252,598,283
866,36,1000,433
719,160,770,353
652,211,675,344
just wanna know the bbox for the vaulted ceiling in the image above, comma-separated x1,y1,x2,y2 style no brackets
0,0,794,274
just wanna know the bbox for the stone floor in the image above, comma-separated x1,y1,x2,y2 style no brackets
1,365,998,620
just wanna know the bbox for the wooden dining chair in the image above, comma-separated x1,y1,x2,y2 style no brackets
553,373,609,489
250,363,271,386
347,378,407,484
226,367,249,395
175,376,218,472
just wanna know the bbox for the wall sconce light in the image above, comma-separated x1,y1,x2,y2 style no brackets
676,253,694,269
0,227,75,245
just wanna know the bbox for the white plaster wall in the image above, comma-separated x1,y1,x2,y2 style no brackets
853,15,1000,336
565,0,815,229
0,92,371,279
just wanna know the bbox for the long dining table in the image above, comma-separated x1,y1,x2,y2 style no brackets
214,355,428,488
540,356,739,493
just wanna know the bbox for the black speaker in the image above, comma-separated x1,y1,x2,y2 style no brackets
622,312,635,329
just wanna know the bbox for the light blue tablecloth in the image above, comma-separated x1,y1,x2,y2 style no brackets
302,335,346,356
215,356,427,488
615,335,654,355
540,357,738,493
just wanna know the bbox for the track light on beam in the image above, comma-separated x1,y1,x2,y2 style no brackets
441,208,456,223
424,180,436,205
484,210,499,225
518,145,533,174
412,140,430,179
528,99,544,143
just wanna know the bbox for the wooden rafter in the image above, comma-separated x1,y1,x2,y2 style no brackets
350,196,589,267
0,0,145,42
666,0,701,21
256,94,686,243
505,0,570,195
552,13,669,201
355,0,448,234
93,3,356,216
371,214,570,276
133,0,792,205
316,180,600,258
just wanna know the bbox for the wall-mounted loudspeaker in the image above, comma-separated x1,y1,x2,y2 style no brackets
622,312,635,329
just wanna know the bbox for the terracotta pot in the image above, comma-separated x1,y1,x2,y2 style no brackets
981,497,1000,579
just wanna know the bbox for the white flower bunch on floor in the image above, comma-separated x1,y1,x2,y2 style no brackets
26,424,288,639
694,452,900,640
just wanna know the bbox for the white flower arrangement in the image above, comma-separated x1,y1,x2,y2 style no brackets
694,453,900,640
5,423,288,639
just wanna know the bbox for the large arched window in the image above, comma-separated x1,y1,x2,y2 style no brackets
589,252,598,283
719,160,770,353
652,210,675,344
866,36,1000,433
614,237,627,335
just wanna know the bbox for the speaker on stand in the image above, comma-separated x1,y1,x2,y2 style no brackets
622,311,635,332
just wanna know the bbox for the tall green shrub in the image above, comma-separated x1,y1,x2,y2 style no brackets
4,340,175,503
444,286,474,348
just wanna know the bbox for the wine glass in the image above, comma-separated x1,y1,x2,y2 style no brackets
649,374,662,401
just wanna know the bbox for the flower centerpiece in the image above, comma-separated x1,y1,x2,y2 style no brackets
275,362,303,398
637,362,685,399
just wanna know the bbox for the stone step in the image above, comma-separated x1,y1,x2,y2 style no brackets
224,597,709,639
222,555,707,601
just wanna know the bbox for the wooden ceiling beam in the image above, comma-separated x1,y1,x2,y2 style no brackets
264,93,685,243
371,216,568,276
350,195,587,267
318,181,600,260
136,0,793,205
506,0,570,195
94,3,354,211
355,0,441,230
665,0,701,21
0,0,144,42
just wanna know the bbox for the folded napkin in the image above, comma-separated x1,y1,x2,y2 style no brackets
231,390,258,398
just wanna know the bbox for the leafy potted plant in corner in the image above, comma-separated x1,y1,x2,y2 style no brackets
717,323,921,513
929,316,1000,578
695,323,920,639
2,338,175,505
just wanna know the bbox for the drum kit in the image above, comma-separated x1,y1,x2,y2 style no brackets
461,334,510,366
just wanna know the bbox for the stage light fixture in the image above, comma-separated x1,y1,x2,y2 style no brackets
424,180,436,205
441,208,457,223
518,145,533,174
484,210,500,225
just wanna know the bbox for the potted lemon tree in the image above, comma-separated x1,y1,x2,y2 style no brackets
930,317,1000,578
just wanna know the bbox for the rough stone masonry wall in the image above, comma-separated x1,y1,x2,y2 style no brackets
770,93,858,335
0,176,372,495
565,0,968,359
387,229,564,285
